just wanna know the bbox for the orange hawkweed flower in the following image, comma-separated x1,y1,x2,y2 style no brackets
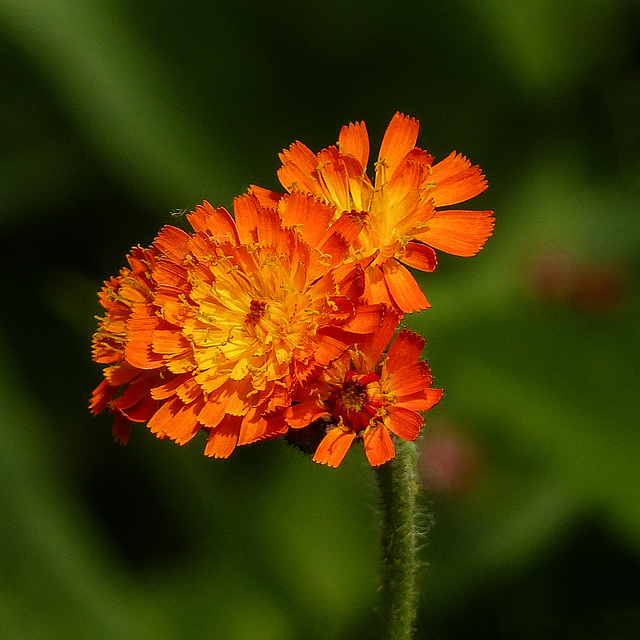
271,112,494,313
283,313,443,468
90,197,384,458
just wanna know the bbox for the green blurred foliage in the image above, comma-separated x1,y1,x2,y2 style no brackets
0,0,639,638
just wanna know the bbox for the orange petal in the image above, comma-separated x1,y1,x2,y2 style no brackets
110,377,153,411
338,120,370,169
396,387,444,412
387,329,425,369
151,328,192,361
335,263,366,300
313,327,351,367
147,395,180,434
147,396,201,445
318,293,354,324
260,413,289,441
315,232,350,270
175,376,203,404
312,428,356,468
428,152,488,207
278,141,321,194
248,185,283,208
124,323,164,370
382,260,430,314
118,280,152,305
343,303,385,334
385,407,423,441
361,307,402,365
233,193,260,244
316,147,351,212
104,364,140,387
198,393,229,428
238,406,273,445
290,248,310,291
224,376,254,416
112,410,132,444
153,225,191,262
277,191,336,246
363,263,394,308
285,399,329,428
90,379,114,415
363,425,396,466
415,209,495,257
153,260,188,288
188,201,240,244
233,199,293,255
156,296,190,326
204,414,241,458
328,212,365,246
388,363,433,398
380,153,425,217
377,112,420,176
120,394,161,423
92,339,124,366
254,206,290,248
343,157,374,212
126,246,157,277
168,399,203,445
400,241,438,272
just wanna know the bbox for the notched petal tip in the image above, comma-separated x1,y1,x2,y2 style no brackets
416,209,495,257
188,201,240,244
427,152,489,207
203,415,242,458
337,120,370,169
382,260,430,314
378,112,421,176
312,428,356,468
386,406,424,441
386,328,426,370
363,426,395,466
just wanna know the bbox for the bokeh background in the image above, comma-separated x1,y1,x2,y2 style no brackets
1,1,639,638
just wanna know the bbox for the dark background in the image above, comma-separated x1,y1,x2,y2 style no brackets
1,1,639,638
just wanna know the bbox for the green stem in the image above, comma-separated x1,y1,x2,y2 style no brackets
375,439,424,640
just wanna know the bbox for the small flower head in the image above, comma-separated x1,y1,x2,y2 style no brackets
269,112,494,313
283,314,443,468
90,197,383,458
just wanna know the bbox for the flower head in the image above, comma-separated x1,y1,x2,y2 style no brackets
283,313,443,468
91,113,493,470
91,197,384,458
268,112,494,313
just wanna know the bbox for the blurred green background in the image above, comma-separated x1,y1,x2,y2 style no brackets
1,0,639,638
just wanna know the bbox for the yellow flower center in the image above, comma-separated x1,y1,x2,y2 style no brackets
181,246,318,395
328,371,383,434
339,379,368,412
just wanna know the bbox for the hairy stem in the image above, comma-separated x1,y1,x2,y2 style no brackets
375,439,424,640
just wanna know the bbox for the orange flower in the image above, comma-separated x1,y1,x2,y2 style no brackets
269,112,494,313
90,196,384,458
283,313,443,468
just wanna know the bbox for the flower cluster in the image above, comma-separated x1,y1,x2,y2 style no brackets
91,113,493,467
